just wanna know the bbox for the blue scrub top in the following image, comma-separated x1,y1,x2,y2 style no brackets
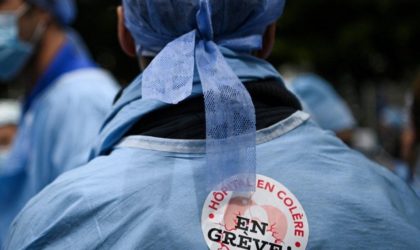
4,72,420,249
4,48,420,249
4,111,420,250
0,33,118,246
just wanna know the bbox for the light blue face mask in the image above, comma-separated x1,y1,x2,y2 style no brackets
0,5,35,81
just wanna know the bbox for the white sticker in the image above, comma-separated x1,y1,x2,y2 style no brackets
201,175,309,250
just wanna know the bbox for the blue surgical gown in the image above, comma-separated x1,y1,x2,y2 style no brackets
4,101,420,248
0,35,118,245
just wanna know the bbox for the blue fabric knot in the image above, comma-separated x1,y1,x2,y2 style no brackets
141,1,261,192
124,0,286,191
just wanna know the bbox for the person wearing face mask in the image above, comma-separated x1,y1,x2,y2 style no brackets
0,0,118,244
0,100,19,170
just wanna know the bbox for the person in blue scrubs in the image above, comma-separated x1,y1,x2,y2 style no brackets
5,0,420,249
399,74,420,196
410,76,420,195
285,73,357,145
0,0,118,245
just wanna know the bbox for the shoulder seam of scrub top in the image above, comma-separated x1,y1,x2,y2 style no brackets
116,111,310,154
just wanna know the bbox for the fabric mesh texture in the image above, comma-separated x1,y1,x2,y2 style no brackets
122,0,286,191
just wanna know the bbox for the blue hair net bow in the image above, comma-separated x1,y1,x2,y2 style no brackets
123,0,285,191
28,0,76,25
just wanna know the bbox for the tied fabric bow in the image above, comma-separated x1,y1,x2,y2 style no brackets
140,0,275,192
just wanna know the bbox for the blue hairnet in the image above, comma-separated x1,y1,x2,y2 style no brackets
27,0,76,25
122,0,285,191
124,0,284,54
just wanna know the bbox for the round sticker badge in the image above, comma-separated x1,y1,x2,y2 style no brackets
202,175,309,250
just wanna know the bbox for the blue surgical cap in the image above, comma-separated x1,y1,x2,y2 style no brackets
123,0,284,54
27,0,76,25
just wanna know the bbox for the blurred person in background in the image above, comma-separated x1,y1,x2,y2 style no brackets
400,73,420,196
410,73,420,195
0,0,118,244
374,88,408,169
371,75,420,197
4,1,420,249
0,100,19,170
283,70,356,145
282,68,417,182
